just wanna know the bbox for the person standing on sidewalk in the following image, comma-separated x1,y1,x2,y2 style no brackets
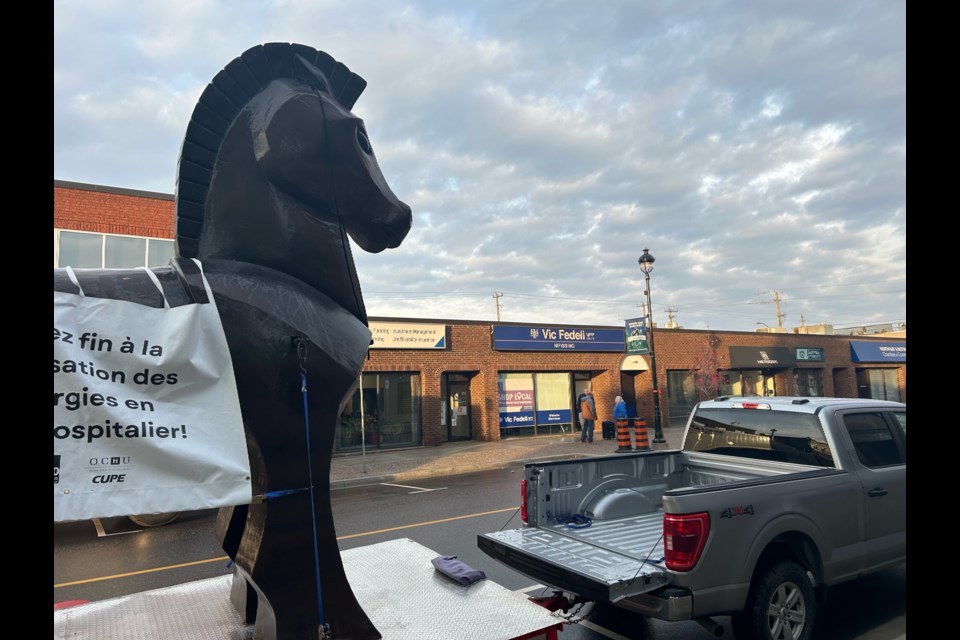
576,389,589,429
613,395,628,422
580,390,597,443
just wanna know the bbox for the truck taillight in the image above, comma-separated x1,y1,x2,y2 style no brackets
664,512,709,571
520,479,528,524
731,401,770,410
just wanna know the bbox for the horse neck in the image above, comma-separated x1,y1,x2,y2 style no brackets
198,169,367,322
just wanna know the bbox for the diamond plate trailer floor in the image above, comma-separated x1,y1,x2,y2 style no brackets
54,538,564,640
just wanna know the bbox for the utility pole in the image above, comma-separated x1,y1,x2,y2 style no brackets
774,290,785,328
493,292,503,322
752,290,787,328
666,307,678,328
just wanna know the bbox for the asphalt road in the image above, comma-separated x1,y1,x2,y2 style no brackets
55,468,906,639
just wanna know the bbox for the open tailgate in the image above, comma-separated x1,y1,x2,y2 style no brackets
478,512,669,603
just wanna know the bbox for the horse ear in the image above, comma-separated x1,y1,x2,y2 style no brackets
303,49,367,110
291,52,366,111
327,63,366,110
291,54,334,97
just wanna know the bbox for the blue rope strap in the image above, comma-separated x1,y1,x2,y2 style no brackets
556,514,593,529
297,340,330,637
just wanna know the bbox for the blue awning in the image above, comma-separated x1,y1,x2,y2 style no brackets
850,341,906,363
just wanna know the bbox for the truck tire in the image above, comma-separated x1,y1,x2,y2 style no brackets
732,560,816,640
127,512,182,527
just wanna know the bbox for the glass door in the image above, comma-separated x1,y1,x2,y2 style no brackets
740,370,775,396
447,376,472,440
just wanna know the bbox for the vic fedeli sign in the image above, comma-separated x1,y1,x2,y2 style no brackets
492,325,625,351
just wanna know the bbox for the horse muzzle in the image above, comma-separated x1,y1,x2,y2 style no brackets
348,197,412,254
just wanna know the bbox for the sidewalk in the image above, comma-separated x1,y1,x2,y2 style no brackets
330,426,686,489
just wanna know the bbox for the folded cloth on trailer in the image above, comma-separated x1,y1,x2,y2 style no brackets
431,555,487,585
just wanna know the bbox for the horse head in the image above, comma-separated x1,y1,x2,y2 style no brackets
175,43,411,319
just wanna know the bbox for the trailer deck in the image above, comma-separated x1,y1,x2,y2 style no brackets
54,538,563,640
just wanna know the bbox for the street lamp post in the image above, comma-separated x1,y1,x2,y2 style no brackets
638,248,666,444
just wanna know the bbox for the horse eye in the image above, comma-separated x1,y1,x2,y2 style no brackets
357,127,373,155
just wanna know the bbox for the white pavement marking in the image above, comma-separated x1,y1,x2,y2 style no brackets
92,518,142,537
515,584,547,595
380,482,447,493
579,619,633,640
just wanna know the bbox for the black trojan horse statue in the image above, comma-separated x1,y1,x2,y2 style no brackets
54,43,412,639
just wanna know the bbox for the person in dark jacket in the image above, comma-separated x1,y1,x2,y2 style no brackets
580,391,597,443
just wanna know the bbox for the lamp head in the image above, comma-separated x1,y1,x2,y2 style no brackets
638,248,655,275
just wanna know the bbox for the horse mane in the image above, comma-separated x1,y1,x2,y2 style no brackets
174,43,368,258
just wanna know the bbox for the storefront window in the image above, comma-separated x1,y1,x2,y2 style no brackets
337,372,421,451
499,372,573,437
719,370,774,397
666,370,697,427
535,373,571,436
718,372,739,397
499,373,536,437
856,369,901,402
794,369,823,397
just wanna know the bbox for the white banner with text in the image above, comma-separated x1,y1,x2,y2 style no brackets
53,262,251,522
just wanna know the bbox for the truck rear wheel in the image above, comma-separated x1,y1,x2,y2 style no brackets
732,560,816,640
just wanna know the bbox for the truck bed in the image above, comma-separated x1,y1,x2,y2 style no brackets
478,510,668,603
479,449,807,604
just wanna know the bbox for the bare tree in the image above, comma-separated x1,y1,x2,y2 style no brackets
691,332,724,400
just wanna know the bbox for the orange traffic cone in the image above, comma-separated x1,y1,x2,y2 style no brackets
633,417,650,450
615,419,632,452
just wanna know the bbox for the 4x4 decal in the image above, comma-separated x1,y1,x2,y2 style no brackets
720,505,754,518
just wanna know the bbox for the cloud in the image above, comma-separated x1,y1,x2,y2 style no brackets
54,0,906,332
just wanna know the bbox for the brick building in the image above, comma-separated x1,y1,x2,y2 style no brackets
54,180,907,452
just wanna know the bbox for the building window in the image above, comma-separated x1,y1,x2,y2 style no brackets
498,372,574,438
718,372,738,397
794,369,823,397
57,230,103,268
666,370,697,427
337,372,421,451
55,229,175,269
534,373,571,436
718,370,774,397
105,235,146,268
856,369,901,402
499,373,536,437
148,238,176,267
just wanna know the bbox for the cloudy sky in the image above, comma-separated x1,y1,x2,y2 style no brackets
53,1,905,333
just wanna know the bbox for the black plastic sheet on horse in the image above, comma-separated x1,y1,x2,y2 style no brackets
53,259,251,522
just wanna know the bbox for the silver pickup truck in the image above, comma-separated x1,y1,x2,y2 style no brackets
478,396,906,640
